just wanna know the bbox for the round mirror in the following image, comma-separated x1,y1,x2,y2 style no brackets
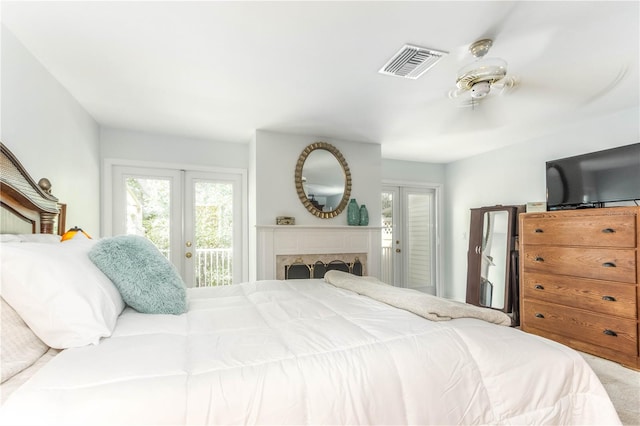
295,142,352,218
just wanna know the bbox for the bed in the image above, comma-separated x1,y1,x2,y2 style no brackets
0,142,622,425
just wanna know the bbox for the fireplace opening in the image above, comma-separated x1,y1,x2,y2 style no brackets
277,253,366,280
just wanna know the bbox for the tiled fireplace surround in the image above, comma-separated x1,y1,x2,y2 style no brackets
256,225,381,280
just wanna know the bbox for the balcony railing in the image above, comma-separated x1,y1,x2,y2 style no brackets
158,247,233,286
195,248,233,287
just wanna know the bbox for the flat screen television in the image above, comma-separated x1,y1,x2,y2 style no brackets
546,143,640,210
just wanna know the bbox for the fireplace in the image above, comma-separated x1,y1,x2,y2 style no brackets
256,225,381,280
277,253,366,280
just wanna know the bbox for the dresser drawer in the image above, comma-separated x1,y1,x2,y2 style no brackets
522,215,636,247
522,300,638,356
522,272,637,319
522,246,636,283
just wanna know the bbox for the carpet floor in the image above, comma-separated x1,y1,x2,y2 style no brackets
581,352,640,425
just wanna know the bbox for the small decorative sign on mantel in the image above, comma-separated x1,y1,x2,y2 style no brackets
276,216,295,225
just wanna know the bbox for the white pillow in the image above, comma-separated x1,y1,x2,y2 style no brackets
0,234,22,243
0,239,125,349
0,233,61,243
0,298,49,383
16,233,62,243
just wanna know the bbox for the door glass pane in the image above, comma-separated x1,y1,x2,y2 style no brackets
406,192,432,292
125,177,171,259
194,181,233,286
381,191,394,284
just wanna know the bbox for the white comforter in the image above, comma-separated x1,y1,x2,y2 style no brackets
1,280,620,425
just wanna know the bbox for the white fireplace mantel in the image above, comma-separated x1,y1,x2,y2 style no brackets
256,225,381,280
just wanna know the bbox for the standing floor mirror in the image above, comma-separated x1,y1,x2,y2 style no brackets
466,205,525,323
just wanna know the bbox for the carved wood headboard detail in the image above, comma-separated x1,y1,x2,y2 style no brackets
0,142,65,235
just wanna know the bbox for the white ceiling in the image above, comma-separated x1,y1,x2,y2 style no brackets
2,1,638,163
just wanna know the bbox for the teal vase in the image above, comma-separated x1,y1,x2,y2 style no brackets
359,204,369,226
347,199,360,226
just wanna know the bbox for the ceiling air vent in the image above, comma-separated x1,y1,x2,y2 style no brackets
379,44,448,79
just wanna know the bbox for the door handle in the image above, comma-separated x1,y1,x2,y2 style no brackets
395,248,401,253
185,252,192,259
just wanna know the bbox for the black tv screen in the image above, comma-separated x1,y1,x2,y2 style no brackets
546,143,640,210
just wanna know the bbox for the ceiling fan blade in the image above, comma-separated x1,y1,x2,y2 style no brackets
491,75,519,95
436,96,507,135
451,3,522,62
582,64,629,105
477,2,521,44
513,57,631,110
448,87,468,99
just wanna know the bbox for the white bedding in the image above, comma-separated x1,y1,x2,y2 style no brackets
0,348,60,405
0,279,620,425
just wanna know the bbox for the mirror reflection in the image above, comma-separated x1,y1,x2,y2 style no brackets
302,150,345,212
295,142,351,219
479,211,508,309
466,205,523,318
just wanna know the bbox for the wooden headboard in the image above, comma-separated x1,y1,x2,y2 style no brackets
0,142,65,235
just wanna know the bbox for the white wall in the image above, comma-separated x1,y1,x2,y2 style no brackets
100,127,248,169
253,130,381,226
382,159,445,184
444,107,640,301
250,130,381,281
1,26,100,233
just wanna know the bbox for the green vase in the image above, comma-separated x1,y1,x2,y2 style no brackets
359,204,369,226
347,199,360,226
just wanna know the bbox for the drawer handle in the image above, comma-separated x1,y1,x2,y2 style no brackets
535,256,544,262
602,295,616,302
534,228,544,233
601,228,615,234
602,262,616,268
603,329,618,337
534,284,544,290
535,313,545,319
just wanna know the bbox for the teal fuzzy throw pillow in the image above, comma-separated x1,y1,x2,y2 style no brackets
89,235,187,315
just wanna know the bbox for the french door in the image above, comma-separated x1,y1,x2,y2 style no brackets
110,165,244,287
381,185,439,295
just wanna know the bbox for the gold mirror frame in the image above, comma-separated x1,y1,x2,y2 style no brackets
295,142,352,219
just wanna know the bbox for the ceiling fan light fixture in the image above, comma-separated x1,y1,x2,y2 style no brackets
448,38,517,104
456,57,508,90
470,81,491,99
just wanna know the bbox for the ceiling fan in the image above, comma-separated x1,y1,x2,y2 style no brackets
448,39,518,106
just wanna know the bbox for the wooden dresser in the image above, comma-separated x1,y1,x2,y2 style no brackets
519,207,639,369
